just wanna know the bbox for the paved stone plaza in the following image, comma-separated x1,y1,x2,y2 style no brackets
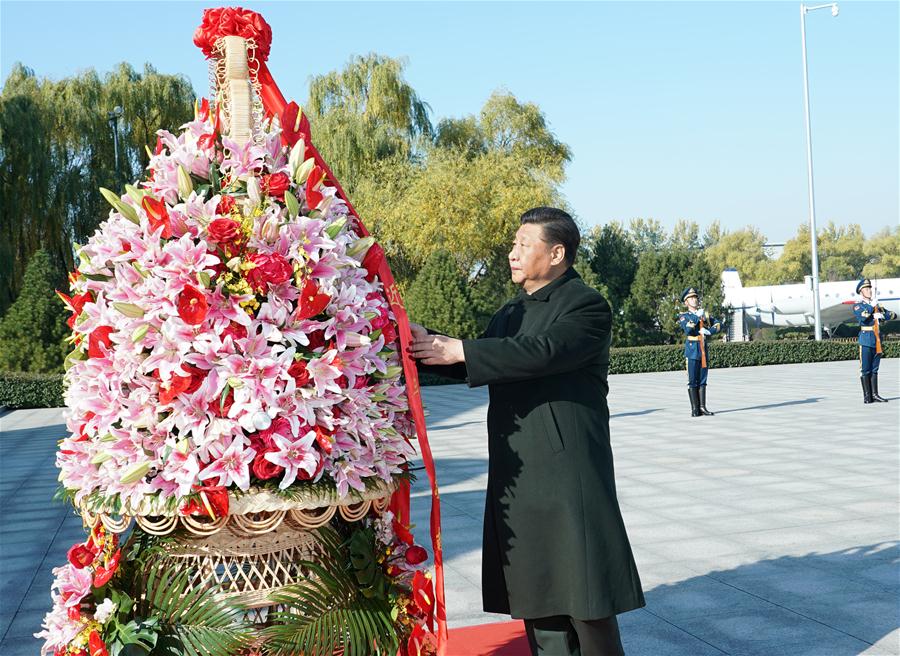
1,360,898,655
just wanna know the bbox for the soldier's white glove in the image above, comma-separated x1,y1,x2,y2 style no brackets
700,328,712,336
874,312,885,320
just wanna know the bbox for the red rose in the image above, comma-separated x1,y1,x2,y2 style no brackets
288,359,310,387
296,279,331,321
88,326,114,359
405,545,429,566
246,252,293,292
305,329,326,351
92,549,121,587
382,322,398,345
67,542,97,569
182,364,206,394
88,630,109,656
177,285,208,325
67,606,81,621
216,195,236,215
208,217,242,245
305,165,325,210
142,196,172,239
158,372,190,405
262,172,291,197
252,450,284,480
221,321,248,344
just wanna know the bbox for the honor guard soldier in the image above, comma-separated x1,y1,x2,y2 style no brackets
678,287,725,417
853,278,896,403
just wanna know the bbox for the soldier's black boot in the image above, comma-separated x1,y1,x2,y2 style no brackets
689,387,701,417
699,386,715,415
861,375,873,404
871,374,888,402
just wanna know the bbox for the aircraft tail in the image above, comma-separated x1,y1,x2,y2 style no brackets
721,268,743,289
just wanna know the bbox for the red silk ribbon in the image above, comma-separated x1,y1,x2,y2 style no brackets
193,10,448,652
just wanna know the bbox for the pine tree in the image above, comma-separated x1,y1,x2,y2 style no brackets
0,249,69,373
406,251,478,339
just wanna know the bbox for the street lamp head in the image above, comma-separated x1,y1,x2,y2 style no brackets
831,3,839,17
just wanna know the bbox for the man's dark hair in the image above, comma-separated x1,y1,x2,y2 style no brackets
520,207,580,266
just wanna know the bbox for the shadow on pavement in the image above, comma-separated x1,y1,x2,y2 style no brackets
472,542,898,655
611,409,662,419
716,397,823,414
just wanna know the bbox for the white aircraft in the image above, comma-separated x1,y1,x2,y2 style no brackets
721,268,900,339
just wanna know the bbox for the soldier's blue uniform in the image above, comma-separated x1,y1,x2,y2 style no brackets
678,287,725,416
854,279,897,403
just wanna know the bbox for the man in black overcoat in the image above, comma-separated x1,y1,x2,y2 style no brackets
410,207,644,656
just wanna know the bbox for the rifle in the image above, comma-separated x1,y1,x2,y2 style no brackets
872,281,883,354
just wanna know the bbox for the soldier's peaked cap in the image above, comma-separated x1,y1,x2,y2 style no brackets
681,287,699,302
856,279,872,294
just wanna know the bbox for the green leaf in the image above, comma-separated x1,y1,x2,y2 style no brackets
197,271,211,288
64,349,86,371
208,162,220,193
261,526,400,656
133,558,252,656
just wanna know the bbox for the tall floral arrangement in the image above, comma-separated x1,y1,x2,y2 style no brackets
56,99,415,510
40,92,437,654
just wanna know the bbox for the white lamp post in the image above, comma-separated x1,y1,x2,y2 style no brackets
800,2,838,341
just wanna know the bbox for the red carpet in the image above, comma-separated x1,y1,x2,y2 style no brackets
446,621,529,655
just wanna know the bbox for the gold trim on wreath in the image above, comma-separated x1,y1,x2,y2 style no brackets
76,477,399,537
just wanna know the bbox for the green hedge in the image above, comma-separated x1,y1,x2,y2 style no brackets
608,339,898,375
0,371,65,408
1,340,896,407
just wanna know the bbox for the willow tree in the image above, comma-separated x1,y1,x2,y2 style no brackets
0,63,194,312
435,90,571,183
305,54,433,195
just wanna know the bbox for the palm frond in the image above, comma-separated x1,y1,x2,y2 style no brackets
261,526,399,656
138,558,253,656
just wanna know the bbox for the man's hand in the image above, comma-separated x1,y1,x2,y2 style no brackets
700,328,712,336
874,312,885,320
410,334,465,366
408,322,429,340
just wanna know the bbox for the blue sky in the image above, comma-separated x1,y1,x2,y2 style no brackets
2,1,897,242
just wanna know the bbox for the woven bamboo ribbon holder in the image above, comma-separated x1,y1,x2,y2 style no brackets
223,35,252,145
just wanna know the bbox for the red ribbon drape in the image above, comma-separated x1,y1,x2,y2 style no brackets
221,45,448,652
